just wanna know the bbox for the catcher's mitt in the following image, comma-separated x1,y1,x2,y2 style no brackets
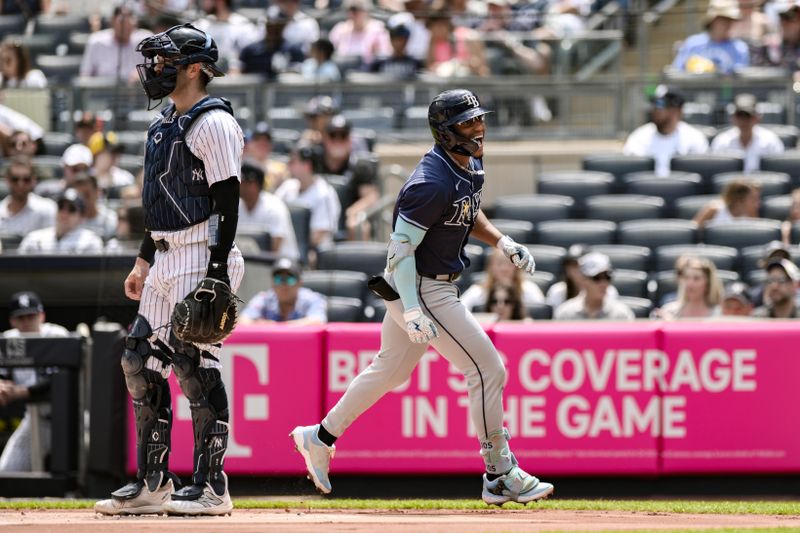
171,278,239,345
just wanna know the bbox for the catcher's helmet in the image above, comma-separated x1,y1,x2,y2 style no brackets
428,89,492,156
136,23,224,102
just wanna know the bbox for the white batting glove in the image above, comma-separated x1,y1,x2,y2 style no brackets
497,235,535,275
403,307,439,344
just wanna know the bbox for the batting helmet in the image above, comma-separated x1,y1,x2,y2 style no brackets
428,89,492,156
136,23,224,102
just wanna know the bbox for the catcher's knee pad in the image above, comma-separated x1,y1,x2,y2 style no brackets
121,315,172,400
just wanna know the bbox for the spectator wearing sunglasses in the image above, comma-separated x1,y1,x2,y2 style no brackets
240,258,327,324
753,258,800,318
653,255,723,320
18,188,103,254
554,252,634,320
0,156,56,239
710,93,784,171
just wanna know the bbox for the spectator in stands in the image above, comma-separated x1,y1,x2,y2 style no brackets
546,244,621,308
753,257,800,317
653,255,723,319
731,0,772,52
275,143,341,255
693,178,761,227
486,284,530,321
554,252,635,320
0,156,56,238
18,188,103,253
87,131,136,191
80,4,152,81
243,122,288,192
425,9,490,77
541,0,590,39
710,93,784,171
782,187,800,244
272,0,320,56
72,112,99,147
387,1,430,61
73,173,117,240
0,102,44,149
301,38,341,82
671,0,749,74
755,0,800,71
623,85,709,177
315,115,360,176
0,291,69,472
300,95,340,146
36,143,94,199
0,0,46,16
329,0,391,70
750,240,793,306
239,6,299,80
238,159,300,261
0,39,47,89
194,0,261,74
721,281,755,316
461,248,545,312
240,257,327,324
369,20,423,78
3,130,38,158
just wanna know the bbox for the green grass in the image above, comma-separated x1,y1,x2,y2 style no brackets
1,499,800,515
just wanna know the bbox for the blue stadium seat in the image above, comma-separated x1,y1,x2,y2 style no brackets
617,219,698,247
493,194,575,224
655,244,739,271
537,219,617,247
537,172,615,217
702,219,782,249
622,172,702,217
670,154,743,192
585,194,665,222
589,244,652,271
581,153,654,183
711,172,791,197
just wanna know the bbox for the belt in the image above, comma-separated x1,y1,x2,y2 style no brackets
154,239,170,252
420,272,460,282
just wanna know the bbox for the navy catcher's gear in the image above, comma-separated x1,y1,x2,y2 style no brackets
136,23,224,103
428,89,492,156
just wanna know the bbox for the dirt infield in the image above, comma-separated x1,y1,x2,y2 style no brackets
2,508,800,533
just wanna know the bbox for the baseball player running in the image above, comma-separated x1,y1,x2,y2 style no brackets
291,89,554,505
95,23,244,516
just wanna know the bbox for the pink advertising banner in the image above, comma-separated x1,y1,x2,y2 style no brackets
659,321,800,474
126,325,325,475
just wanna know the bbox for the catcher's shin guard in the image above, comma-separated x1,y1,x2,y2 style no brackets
171,342,230,498
118,315,175,494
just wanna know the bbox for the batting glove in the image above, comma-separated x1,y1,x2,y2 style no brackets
403,307,439,344
497,235,535,275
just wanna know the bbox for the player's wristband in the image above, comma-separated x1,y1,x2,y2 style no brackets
138,232,156,264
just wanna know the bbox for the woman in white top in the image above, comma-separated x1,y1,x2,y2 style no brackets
654,255,723,319
693,178,761,227
0,39,47,89
461,248,545,312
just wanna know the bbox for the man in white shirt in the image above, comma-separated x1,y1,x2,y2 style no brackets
623,85,709,177
194,0,263,73
275,143,341,254
0,156,56,239
711,93,784,171
18,188,104,254
272,0,320,56
80,5,153,81
73,173,118,240
36,143,94,200
238,159,300,260
554,252,635,320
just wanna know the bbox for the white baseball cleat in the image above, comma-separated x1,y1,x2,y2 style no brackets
162,473,233,516
290,424,335,494
94,478,174,515
481,467,554,506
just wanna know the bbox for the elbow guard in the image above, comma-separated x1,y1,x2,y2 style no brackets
386,232,417,273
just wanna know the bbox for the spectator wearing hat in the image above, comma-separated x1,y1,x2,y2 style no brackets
72,112,99,147
369,21,423,78
0,291,70,472
387,1,431,61
693,178,761,227
73,173,118,240
653,255,723,319
710,93,784,171
546,244,620,308
755,0,800,72
672,0,750,74
18,188,104,254
243,122,289,191
329,0,391,69
275,143,341,256
240,6,303,80
80,4,153,81
554,253,635,320
36,143,94,200
300,95,340,147
461,248,545,313
721,281,755,316
315,115,360,176
87,131,136,191
749,240,793,306
240,258,327,324
0,156,56,239
238,159,300,261
194,0,262,74
623,85,709,177
301,38,341,82
753,258,800,317
272,0,320,57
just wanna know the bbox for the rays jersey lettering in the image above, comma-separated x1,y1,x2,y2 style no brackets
445,191,482,227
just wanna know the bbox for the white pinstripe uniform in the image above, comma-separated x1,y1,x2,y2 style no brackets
140,108,245,374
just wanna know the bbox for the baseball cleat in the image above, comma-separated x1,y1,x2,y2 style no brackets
290,424,335,494
481,467,554,506
94,478,174,515
162,473,233,516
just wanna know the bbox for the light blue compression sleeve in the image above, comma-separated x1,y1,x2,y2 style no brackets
392,217,427,312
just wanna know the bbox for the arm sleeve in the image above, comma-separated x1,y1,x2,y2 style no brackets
393,216,427,312
138,231,156,263
208,177,240,266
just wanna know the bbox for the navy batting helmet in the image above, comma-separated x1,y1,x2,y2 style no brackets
428,89,492,156
136,23,224,102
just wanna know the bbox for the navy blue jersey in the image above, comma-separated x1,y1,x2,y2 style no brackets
393,144,484,275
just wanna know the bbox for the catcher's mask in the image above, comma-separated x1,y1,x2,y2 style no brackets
428,88,492,157
136,23,224,106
